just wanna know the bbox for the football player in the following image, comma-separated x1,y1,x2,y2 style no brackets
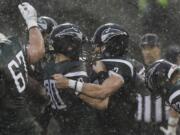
53,23,139,135
0,2,45,135
41,23,99,135
30,16,58,81
145,59,180,135
27,16,57,125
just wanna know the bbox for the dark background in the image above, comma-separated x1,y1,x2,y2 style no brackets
1,0,180,134
1,0,180,61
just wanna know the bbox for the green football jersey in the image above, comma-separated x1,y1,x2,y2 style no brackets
0,37,41,135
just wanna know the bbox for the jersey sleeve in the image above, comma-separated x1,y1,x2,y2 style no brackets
102,59,134,83
118,64,134,83
167,83,180,113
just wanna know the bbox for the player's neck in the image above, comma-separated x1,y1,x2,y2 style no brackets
55,53,71,63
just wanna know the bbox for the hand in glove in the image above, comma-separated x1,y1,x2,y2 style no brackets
160,116,179,135
18,2,38,29
160,126,177,135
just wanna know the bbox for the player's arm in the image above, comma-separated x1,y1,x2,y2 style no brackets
27,27,44,64
79,75,123,99
18,2,45,64
53,61,124,99
79,94,109,110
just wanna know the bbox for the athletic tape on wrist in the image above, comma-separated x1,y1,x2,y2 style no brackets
68,79,83,93
68,79,76,89
27,20,38,29
76,81,83,93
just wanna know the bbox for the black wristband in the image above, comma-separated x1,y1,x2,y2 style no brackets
74,80,78,91
97,71,109,84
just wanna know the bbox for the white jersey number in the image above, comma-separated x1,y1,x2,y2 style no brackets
44,79,67,110
8,51,28,93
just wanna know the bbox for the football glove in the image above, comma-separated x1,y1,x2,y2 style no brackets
18,2,38,29
160,116,179,135
160,126,176,135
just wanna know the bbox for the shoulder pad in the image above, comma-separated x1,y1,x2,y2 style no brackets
101,59,134,77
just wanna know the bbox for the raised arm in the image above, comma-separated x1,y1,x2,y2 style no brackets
18,2,45,64
27,27,44,64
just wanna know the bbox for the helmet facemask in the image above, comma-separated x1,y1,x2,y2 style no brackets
53,36,82,60
101,36,128,58
145,60,176,97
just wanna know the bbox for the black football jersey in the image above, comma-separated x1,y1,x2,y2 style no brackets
166,79,180,113
43,60,88,110
101,58,134,83
42,60,99,135
97,58,137,133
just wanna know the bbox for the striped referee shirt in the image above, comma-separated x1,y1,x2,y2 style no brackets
136,94,169,123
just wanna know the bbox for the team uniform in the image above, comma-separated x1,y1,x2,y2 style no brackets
93,57,137,135
0,37,41,135
88,23,140,135
39,60,98,135
26,16,57,121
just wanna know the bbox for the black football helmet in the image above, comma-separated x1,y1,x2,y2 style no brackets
145,59,178,96
50,23,84,59
37,16,58,54
92,23,129,58
37,16,57,35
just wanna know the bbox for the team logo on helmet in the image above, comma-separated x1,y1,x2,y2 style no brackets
101,28,128,43
55,27,83,41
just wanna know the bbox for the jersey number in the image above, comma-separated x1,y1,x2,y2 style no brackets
113,67,119,73
44,80,67,110
8,51,28,93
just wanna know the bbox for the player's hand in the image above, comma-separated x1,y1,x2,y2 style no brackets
93,61,106,73
160,126,176,135
18,2,38,29
52,74,69,89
